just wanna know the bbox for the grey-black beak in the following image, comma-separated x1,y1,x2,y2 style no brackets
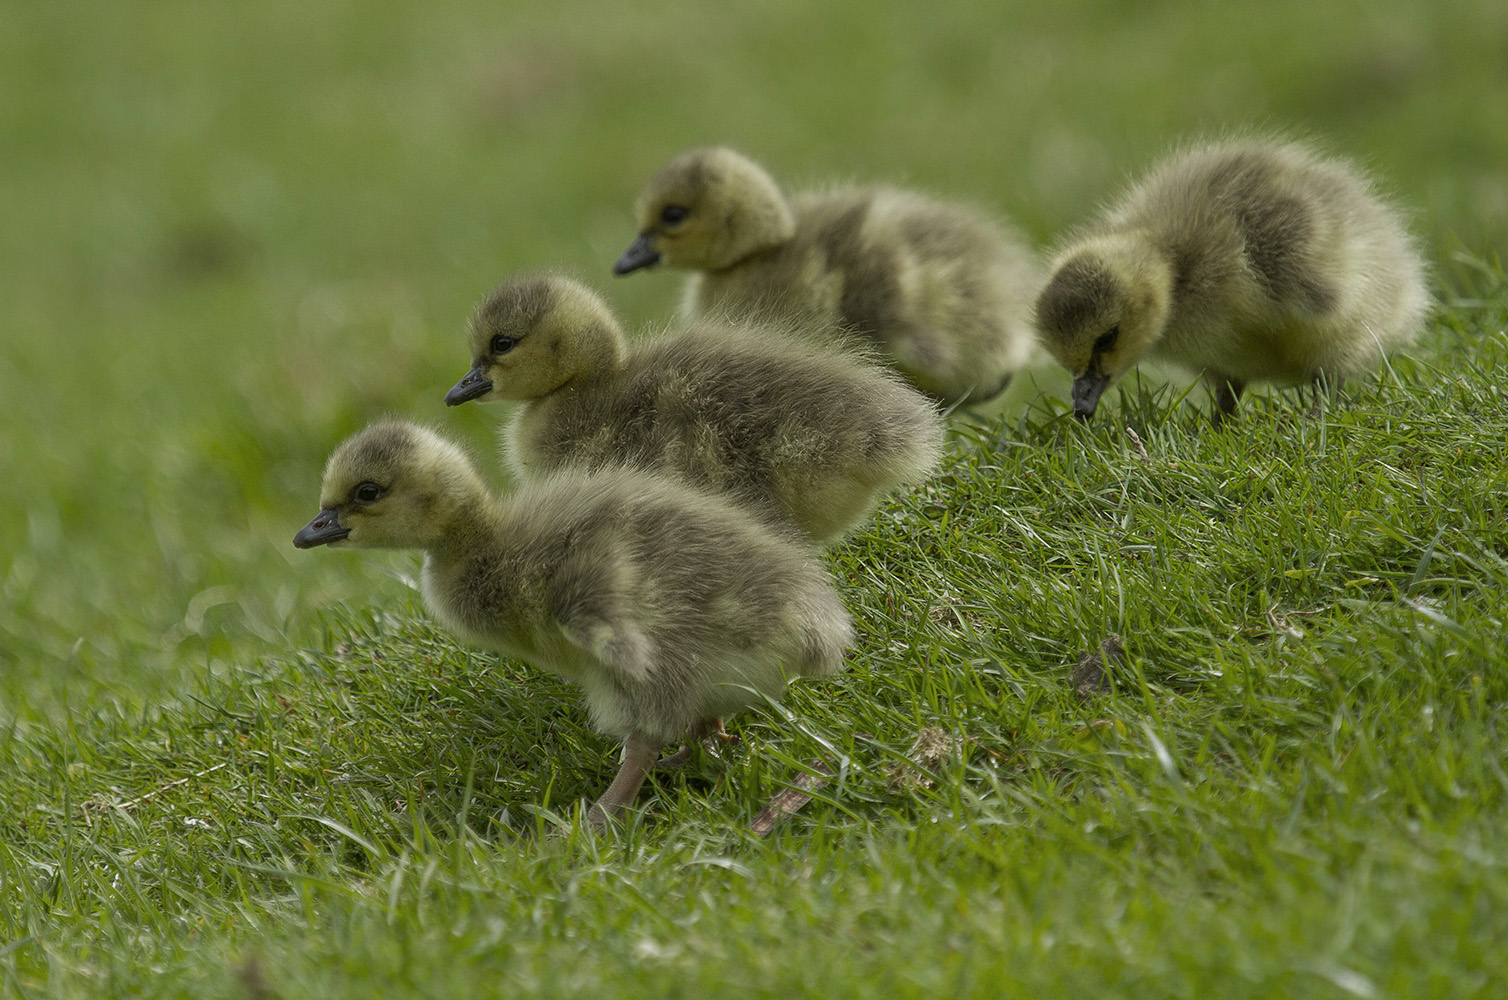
445,365,494,406
613,233,661,275
294,508,350,549
1072,372,1112,420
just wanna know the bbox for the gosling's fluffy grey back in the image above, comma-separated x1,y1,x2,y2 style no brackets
507,314,944,543
1081,137,1427,380
692,185,1042,402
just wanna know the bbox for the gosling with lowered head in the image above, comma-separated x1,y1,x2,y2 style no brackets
293,421,852,825
1034,136,1429,422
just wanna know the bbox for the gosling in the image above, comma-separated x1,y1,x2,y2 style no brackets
1034,136,1430,422
445,273,943,545
613,147,1041,405
293,421,853,825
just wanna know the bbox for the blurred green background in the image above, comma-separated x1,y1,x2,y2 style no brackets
3,0,1505,720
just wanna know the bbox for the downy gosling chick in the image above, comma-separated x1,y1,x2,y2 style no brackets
1035,136,1429,421
445,273,943,545
613,147,1041,405
293,421,853,825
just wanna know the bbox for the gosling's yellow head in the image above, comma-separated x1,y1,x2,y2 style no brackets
293,421,482,551
1034,236,1173,418
444,274,627,406
614,147,797,275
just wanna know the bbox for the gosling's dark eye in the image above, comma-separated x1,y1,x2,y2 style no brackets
490,335,516,355
659,205,689,226
1093,326,1120,353
354,483,382,504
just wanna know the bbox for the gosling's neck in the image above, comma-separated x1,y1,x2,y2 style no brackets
715,199,797,271
421,468,503,563
708,238,786,276
549,316,630,394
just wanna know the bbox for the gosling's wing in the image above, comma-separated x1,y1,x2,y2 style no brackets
548,550,655,682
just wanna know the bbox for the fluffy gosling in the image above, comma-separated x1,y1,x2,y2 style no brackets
1034,136,1429,422
445,273,943,544
614,147,1041,405
293,421,852,825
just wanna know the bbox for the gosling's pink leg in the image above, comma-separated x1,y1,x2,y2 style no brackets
587,730,661,826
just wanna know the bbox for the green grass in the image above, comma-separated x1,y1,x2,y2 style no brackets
4,0,1508,996
6,313,1508,997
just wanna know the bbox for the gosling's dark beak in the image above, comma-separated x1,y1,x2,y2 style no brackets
613,234,661,275
445,365,494,406
1072,372,1111,420
294,508,350,549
